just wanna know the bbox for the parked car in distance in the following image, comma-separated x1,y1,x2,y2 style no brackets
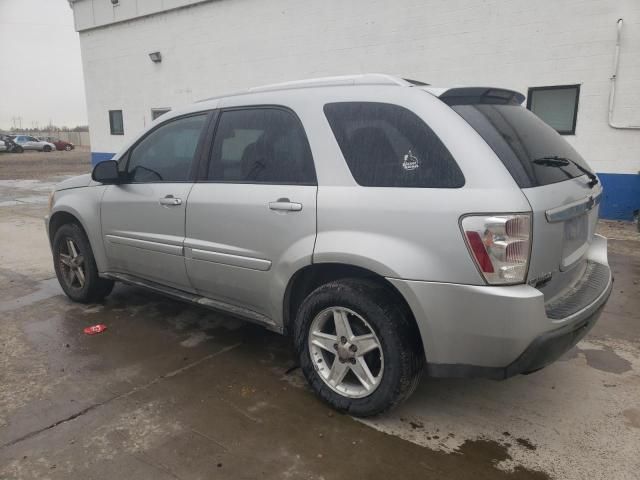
42,137,75,151
45,74,612,416
0,134,23,153
13,135,56,152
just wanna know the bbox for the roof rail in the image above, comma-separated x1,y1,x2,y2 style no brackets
197,74,416,103
246,74,411,93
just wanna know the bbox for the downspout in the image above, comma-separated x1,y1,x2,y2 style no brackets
608,18,640,129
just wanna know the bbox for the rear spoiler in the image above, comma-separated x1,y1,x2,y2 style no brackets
436,87,525,106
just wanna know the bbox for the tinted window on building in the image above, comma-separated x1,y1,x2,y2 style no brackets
109,110,124,135
126,114,207,182
208,108,316,184
452,103,592,188
323,102,464,188
527,85,579,135
152,108,171,120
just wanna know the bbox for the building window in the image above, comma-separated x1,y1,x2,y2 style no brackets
151,108,171,121
109,110,124,135
526,85,580,135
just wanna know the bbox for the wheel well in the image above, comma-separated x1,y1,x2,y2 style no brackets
48,211,84,244
283,263,418,337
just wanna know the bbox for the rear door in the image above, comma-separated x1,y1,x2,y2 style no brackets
185,107,317,322
15,136,30,149
449,98,601,297
100,112,210,291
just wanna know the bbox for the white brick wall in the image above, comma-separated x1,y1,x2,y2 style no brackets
76,0,640,174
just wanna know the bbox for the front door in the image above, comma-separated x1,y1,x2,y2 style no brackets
185,107,318,321
101,112,210,291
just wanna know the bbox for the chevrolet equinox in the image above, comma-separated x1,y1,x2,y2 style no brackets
46,74,612,416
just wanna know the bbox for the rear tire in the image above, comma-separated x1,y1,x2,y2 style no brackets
294,278,424,417
52,223,114,303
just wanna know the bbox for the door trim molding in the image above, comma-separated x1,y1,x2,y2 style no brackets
106,234,183,256
187,247,272,271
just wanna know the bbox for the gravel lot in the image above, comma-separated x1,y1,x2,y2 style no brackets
0,148,91,180
0,155,638,480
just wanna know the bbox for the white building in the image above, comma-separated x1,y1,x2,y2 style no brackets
69,0,639,220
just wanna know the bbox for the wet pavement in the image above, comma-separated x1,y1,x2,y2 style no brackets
0,164,639,479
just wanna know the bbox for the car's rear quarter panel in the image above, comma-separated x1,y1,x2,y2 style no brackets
310,86,532,284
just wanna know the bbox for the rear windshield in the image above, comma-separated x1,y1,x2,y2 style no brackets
451,103,592,188
324,102,464,188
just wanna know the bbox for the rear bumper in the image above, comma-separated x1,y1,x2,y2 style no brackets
504,290,609,378
388,235,612,379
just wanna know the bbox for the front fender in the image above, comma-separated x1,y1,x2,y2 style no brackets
49,186,107,272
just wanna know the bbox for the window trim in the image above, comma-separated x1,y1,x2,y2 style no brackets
198,105,317,186
526,84,580,136
109,110,124,136
119,110,215,184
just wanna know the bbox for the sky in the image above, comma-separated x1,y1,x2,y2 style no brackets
0,0,87,130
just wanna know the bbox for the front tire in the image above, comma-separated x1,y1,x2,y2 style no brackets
52,223,114,303
43,145,52,152
64,144,73,151
294,279,424,417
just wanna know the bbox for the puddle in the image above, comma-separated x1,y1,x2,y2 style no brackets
576,346,632,374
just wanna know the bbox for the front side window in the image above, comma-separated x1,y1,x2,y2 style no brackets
323,102,464,188
208,108,316,184
126,114,208,183
109,110,124,135
526,85,579,135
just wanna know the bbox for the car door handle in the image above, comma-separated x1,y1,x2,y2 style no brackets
269,198,302,212
159,195,182,206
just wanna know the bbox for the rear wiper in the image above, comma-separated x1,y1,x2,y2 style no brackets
532,156,599,188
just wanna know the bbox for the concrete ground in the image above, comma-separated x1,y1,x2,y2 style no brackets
0,151,638,480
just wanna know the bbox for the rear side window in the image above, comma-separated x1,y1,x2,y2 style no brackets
451,103,592,188
208,108,316,185
323,102,464,188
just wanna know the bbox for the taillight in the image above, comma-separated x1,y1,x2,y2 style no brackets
461,214,531,285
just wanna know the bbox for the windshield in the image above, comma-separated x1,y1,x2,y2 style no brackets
451,103,593,188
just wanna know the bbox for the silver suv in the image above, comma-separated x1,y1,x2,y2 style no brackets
46,74,612,416
13,135,56,152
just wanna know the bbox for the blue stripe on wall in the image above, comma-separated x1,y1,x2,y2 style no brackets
91,152,115,165
598,173,640,221
88,151,639,221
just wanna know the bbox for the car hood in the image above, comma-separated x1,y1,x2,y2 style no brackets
55,173,93,191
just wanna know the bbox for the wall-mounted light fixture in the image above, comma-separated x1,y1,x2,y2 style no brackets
149,52,162,63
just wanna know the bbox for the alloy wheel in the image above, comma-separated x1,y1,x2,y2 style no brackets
308,307,384,398
58,237,86,289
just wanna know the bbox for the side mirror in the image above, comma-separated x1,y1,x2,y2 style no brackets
92,160,121,184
